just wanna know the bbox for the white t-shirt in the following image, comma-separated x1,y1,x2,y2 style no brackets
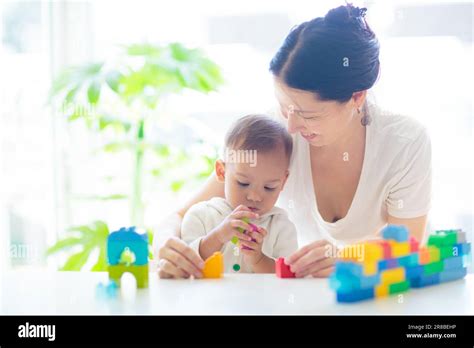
181,197,298,273
275,102,432,247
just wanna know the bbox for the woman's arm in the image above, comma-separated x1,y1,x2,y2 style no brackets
154,173,225,278
387,214,428,244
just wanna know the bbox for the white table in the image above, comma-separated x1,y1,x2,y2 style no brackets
1,271,473,315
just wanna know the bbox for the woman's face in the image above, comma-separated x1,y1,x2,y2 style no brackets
273,77,365,147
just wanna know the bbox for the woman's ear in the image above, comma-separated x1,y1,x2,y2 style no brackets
215,159,226,183
351,90,367,109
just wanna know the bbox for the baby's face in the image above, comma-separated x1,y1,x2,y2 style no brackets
218,148,289,215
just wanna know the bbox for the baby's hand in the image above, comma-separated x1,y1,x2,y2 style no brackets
240,226,268,266
212,205,259,244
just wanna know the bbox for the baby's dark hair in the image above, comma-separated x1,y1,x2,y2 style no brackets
224,114,293,163
269,2,380,103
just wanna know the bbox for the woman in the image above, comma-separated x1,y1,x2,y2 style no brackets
153,4,431,279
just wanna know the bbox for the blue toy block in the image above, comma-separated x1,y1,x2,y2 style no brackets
405,265,424,279
398,253,419,267
461,243,471,255
443,256,464,270
107,226,148,266
335,261,363,276
439,268,467,283
336,287,374,303
330,273,380,293
378,258,399,271
96,280,119,299
382,225,409,242
409,273,440,288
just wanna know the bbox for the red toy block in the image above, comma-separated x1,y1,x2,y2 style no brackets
374,240,392,259
276,257,295,278
409,236,419,252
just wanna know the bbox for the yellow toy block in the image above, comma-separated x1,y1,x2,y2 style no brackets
363,261,378,276
428,246,440,263
203,252,224,278
388,241,410,258
375,284,388,298
381,267,405,285
362,243,384,262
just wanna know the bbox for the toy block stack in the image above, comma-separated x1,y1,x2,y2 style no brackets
329,225,471,303
107,226,149,288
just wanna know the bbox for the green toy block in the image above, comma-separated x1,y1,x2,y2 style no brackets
423,261,444,276
388,280,410,295
109,264,149,288
428,234,457,247
439,245,460,259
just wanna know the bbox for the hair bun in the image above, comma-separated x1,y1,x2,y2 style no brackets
324,3,368,30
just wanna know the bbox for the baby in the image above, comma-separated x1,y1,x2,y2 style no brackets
181,114,298,273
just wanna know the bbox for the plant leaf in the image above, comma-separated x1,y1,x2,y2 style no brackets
60,247,93,271
46,237,84,255
87,81,101,104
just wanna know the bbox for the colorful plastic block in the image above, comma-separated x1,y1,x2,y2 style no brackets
427,246,440,263
382,225,409,242
409,236,419,252
389,280,410,295
428,233,457,247
330,273,380,292
439,268,467,283
378,258,399,271
423,261,444,276
418,247,431,265
405,265,424,279
276,257,295,278
443,256,464,270
330,225,470,303
398,253,419,267
362,261,378,276
107,227,148,265
337,287,374,303
375,284,388,298
380,267,405,285
109,264,149,288
388,241,410,258
410,273,440,288
107,226,149,288
373,240,392,259
335,261,363,276
203,252,224,278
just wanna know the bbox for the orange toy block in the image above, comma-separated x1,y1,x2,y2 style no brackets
419,247,431,265
203,252,224,278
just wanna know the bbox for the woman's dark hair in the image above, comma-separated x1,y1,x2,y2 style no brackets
269,3,380,103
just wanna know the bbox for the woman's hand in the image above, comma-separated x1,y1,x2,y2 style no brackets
284,240,336,278
157,237,205,279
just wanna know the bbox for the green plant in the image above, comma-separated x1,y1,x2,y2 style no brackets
47,43,223,270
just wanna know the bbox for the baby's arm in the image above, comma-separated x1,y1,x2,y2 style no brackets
181,204,223,260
